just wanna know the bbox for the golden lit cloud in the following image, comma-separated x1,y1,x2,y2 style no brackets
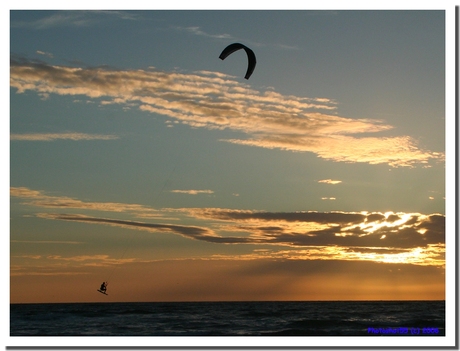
10,58,443,167
208,244,445,268
39,209,445,266
12,187,445,267
225,135,442,167
179,208,445,251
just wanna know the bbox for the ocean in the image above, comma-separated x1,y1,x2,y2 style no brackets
10,301,445,337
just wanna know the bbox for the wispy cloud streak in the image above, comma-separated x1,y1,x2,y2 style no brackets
11,240,83,244
10,132,118,141
10,187,163,218
10,58,443,167
11,11,138,30
36,50,53,58
173,26,298,50
171,189,214,195
174,26,233,39
318,179,342,184
36,213,231,244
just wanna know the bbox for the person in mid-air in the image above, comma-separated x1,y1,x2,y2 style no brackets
100,281,107,293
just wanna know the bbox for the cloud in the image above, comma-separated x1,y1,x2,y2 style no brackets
173,26,298,50
10,58,443,167
180,208,445,249
11,240,83,245
37,211,445,267
10,132,119,141
13,187,444,267
36,50,53,58
171,189,214,195
10,187,164,218
223,134,442,167
318,179,342,184
210,244,445,268
11,11,138,30
36,213,235,244
175,26,233,39
39,209,446,264
12,255,42,259
46,254,137,265
14,187,444,253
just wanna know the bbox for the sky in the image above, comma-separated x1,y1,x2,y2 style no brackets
9,8,454,307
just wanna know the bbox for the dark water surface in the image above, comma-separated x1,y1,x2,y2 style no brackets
10,300,445,336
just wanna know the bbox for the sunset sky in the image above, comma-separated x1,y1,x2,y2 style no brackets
9,8,454,307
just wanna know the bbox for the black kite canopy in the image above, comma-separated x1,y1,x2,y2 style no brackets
219,43,256,80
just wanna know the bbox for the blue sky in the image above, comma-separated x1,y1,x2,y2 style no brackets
9,8,454,313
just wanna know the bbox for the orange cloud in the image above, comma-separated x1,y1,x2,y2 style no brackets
10,58,443,167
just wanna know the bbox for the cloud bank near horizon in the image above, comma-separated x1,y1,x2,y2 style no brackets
11,187,445,267
10,58,443,167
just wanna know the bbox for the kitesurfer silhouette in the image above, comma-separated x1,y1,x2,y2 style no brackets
99,281,107,293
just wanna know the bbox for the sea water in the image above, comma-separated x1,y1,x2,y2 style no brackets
10,301,445,336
